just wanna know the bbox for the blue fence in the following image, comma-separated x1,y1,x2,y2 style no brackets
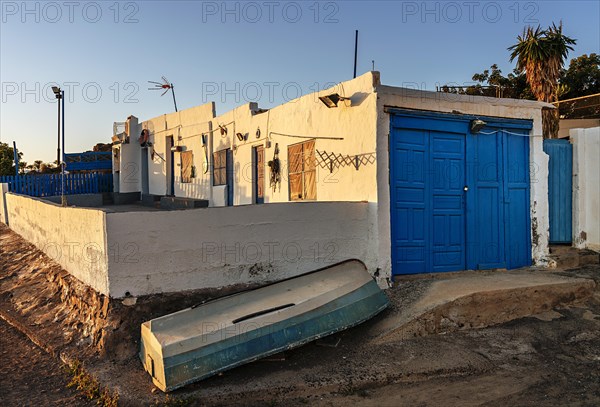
65,152,112,171
0,173,113,197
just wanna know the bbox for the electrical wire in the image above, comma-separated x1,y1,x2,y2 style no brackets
478,130,543,137
269,131,344,140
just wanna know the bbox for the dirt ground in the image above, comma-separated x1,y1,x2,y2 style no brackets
1,223,599,406
0,318,94,406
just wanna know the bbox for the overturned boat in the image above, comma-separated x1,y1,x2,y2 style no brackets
140,259,389,392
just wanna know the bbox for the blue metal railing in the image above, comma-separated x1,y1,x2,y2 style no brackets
64,152,112,171
0,173,113,197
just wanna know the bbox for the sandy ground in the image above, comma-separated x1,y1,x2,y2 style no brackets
0,319,94,406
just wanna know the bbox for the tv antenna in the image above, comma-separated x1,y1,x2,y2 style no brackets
148,76,178,112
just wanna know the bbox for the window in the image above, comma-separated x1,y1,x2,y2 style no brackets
288,140,316,201
213,149,227,186
181,150,194,183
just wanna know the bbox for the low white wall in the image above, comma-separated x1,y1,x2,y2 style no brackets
0,183,8,224
4,193,109,295
571,127,600,251
105,202,372,298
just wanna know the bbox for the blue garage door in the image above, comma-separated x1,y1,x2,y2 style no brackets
390,111,532,275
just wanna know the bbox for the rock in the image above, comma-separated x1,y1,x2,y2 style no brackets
122,297,137,306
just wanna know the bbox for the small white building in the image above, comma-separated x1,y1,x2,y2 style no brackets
106,71,552,296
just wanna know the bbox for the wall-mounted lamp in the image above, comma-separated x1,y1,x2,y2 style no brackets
319,93,350,108
236,132,248,142
470,119,487,133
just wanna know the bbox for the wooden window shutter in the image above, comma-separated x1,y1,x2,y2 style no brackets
181,151,193,183
287,140,317,201
303,140,316,200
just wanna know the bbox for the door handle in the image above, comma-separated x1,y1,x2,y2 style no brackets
463,186,469,192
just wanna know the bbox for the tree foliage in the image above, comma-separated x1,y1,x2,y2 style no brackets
0,142,22,176
560,53,600,100
508,22,576,103
442,25,599,122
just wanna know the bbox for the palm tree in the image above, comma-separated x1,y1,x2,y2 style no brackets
508,22,576,137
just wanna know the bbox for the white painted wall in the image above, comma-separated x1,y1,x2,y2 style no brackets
118,142,141,194
115,116,142,194
375,82,552,267
134,103,216,198
104,202,372,298
205,73,379,206
124,75,378,206
571,127,600,251
0,183,8,224
559,119,600,138
4,193,109,295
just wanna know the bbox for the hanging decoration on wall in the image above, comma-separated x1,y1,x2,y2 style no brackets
268,143,281,192
316,150,376,173
139,129,151,147
201,134,209,174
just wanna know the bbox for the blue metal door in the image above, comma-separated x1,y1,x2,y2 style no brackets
390,111,532,275
389,115,467,274
543,139,573,243
503,130,532,268
466,129,506,269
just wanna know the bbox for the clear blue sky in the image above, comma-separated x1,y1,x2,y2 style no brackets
1,0,599,163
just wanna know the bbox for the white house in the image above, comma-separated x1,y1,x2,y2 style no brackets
105,71,552,297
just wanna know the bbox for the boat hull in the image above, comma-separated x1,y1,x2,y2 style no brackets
140,260,389,391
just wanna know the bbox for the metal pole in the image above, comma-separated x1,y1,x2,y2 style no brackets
57,96,61,165
61,90,66,206
353,30,358,78
171,84,178,112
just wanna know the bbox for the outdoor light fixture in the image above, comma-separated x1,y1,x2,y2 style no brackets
318,93,350,108
52,86,62,98
470,119,487,134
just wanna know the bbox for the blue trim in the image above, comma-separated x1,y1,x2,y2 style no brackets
387,108,534,130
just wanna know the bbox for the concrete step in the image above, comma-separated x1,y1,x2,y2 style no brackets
160,196,209,210
112,192,141,205
102,192,114,205
372,270,596,343
141,194,163,208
